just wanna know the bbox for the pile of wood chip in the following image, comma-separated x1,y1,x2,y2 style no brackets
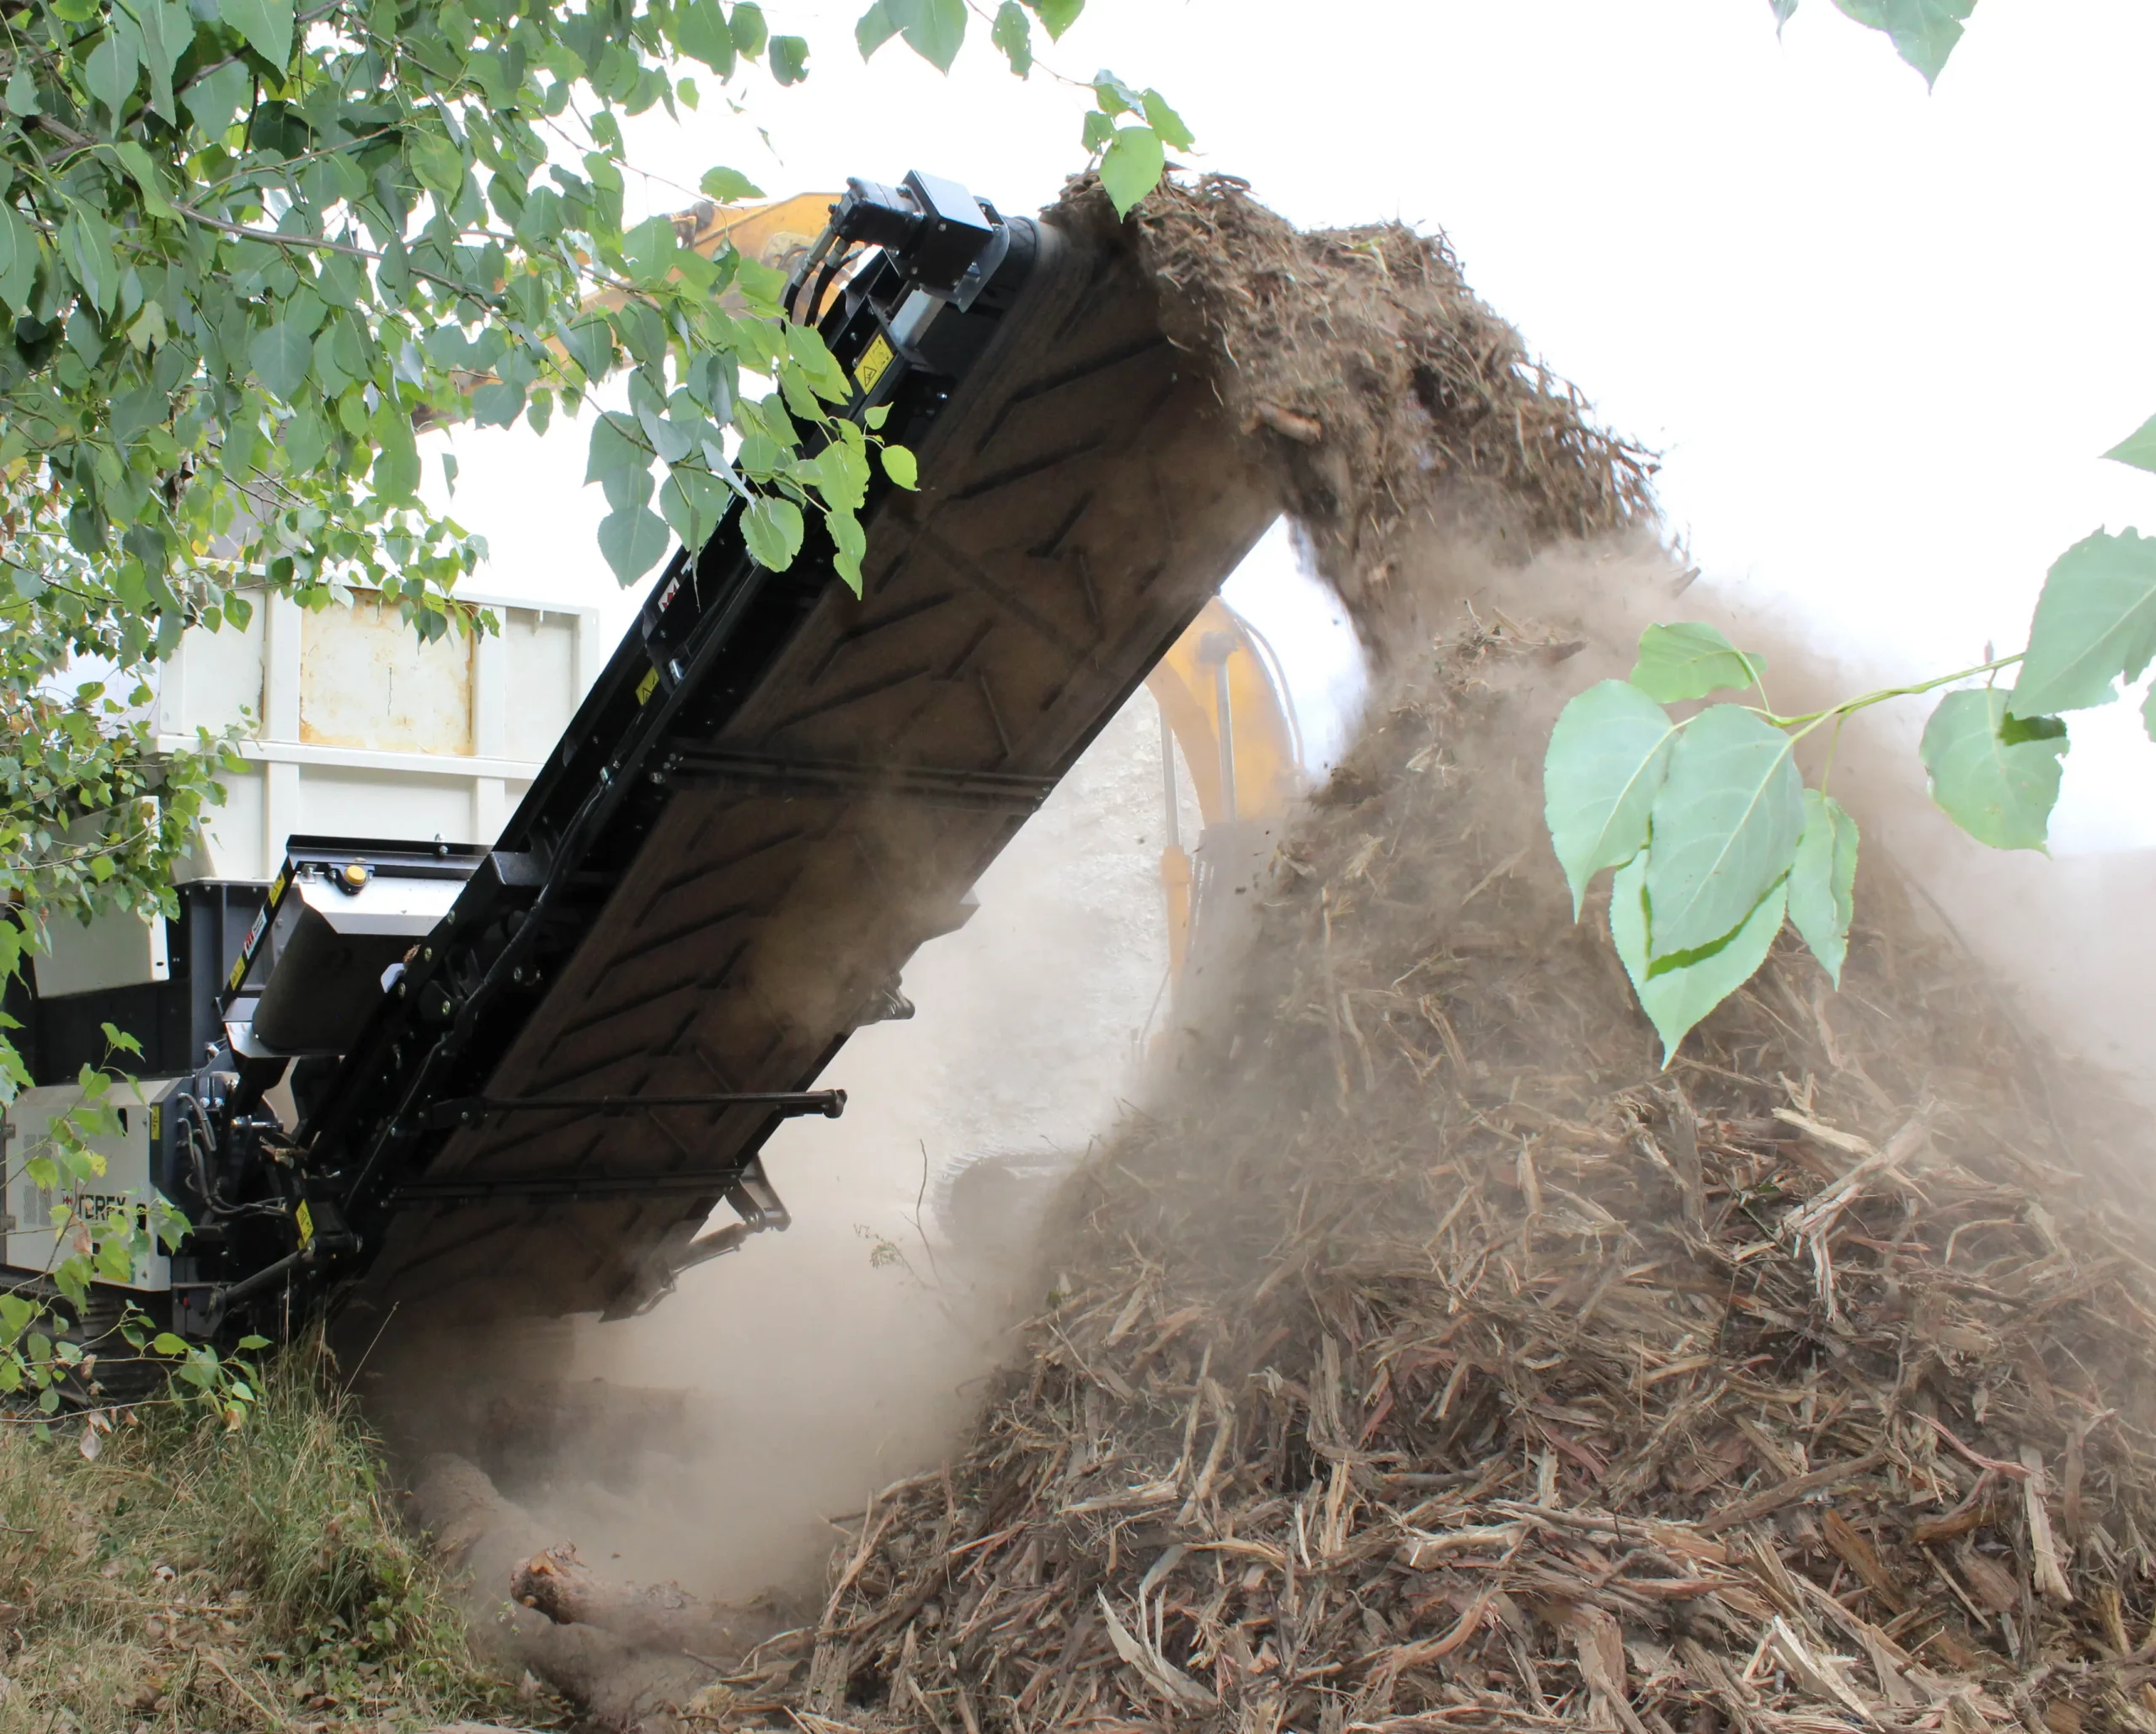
1131,174,1658,645
714,617,2156,1734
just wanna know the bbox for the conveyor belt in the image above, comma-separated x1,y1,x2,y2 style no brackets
291,178,1273,1329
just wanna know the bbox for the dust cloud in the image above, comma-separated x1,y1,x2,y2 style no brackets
413,687,1194,1603
400,529,2156,1619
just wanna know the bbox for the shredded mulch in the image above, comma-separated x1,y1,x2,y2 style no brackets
1129,175,1659,643
705,608,2156,1734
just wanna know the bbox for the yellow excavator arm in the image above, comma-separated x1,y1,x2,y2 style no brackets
1144,595,1302,1017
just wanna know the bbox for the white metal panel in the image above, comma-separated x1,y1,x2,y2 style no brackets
156,592,264,735
157,587,600,876
505,611,579,751
3,1080,177,1292
297,765,475,846
296,875,462,935
31,910,171,998
299,596,475,755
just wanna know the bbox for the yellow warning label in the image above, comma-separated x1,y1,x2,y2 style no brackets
295,1201,314,1248
270,869,287,904
635,666,661,707
228,952,248,991
854,334,894,396
148,1106,160,1140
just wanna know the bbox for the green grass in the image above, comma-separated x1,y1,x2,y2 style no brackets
0,1343,522,1733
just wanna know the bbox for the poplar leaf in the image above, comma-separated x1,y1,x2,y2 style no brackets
1098,124,1164,218
1831,0,1973,86
2102,412,2156,476
113,141,178,220
701,165,763,203
1542,679,1679,917
216,0,295,67
856,0,897,56
598,502,672,582
371,405,419,501
1785,789,1859,986
1141,88,1193,150
740,494,804,569
1921,687,2066,851
1628,621,1767,702
0,203,40,313
678,0,736,75
728,2,767,57
84,27,141,116
247,319,312,400
1642,703,1805,959
1612,856,1789,1067
889,0,964,71
991,1,1031,74
1027,0,1081,38
2011,529,2156,718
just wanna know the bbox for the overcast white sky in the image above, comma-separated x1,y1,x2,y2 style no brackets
430,0,2156,848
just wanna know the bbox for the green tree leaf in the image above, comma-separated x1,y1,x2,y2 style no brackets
889,0,965,71
992,1,1033,74
741,494,804,569
1786,788,1859,986
563,317,616,383
1627,621,1767,703
1141,88,1193,151
678,0,737,75
1831,0,1972,86
2011,529,2156,717
1098,125,1165,218
1921,687,2067,851
1027,0,1082,39
659,466,730,551
1770,0,1799,31
0,203,40,314
2101,412,2156,476
2146,681,2156,744
1642,702,1805,959
857,1,898,56
248,320,312,401
216,0,296,67
729,2,768,57
1612,855,1789,1066
113,141,179,221
371,406,420,503
408,130,465,200
84,26,141,115
1541,678,1679,918
597,503,672,583
880,443,918,489
471,379,526,427
786,323,853,403
770,35,809,83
